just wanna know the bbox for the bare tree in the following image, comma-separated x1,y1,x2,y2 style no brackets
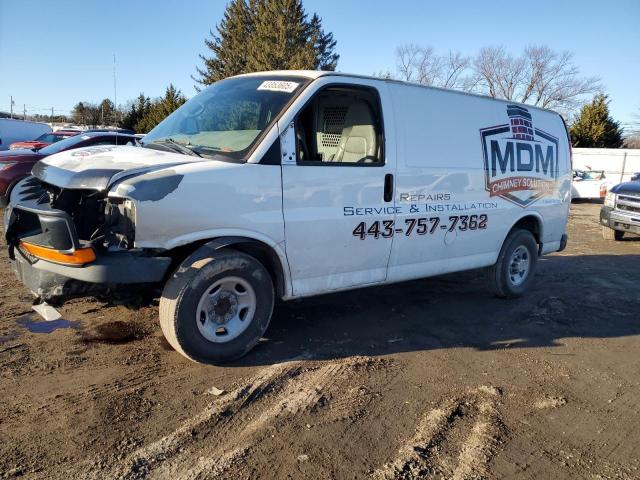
624,136,640,148
391,43,599,115
395,44,473,91
472,45,599,113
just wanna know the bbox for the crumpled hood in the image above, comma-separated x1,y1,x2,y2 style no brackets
32,145,207,190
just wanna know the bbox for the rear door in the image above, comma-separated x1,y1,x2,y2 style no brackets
280,78,397,297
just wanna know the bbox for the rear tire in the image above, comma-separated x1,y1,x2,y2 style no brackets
160,248,274,364
601,226,624,241
488,229,538,298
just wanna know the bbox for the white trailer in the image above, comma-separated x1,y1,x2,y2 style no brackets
572,148,640,186
0,118,51,151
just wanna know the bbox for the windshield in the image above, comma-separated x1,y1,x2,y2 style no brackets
35,133,65,144
574,170,605,180
142,76,308,160
39,134,92,155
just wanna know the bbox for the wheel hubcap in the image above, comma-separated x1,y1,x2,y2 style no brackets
508,246,531,286
196,276,256,343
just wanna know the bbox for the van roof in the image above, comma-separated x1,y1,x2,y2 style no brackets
234,70,562,116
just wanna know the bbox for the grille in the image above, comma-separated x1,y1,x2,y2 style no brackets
618,203,640,214
618,194,640,202
617,194,640,214
321,106,348,148
17,176,49,204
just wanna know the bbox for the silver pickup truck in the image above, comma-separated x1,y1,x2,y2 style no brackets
601,181,640,240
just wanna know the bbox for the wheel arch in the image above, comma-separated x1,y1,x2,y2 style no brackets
165,236,290,299
506,213,544,254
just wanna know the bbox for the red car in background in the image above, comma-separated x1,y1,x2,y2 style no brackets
9,130,79,151
0,131,138,207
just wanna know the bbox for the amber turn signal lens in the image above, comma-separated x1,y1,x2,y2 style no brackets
20,241,96,265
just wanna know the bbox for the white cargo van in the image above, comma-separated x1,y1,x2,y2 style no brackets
4,71,571,363
0,118,51,151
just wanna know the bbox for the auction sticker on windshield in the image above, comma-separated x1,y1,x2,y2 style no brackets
257,80,299,93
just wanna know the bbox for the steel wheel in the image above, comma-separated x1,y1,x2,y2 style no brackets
195,276,257,343
508,245,531,286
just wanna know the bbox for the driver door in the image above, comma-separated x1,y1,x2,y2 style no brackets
280,82,397,297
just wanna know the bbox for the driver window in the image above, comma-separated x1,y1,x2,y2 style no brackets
295,86,383,165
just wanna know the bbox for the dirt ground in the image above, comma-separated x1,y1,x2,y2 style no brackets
0,202,639,480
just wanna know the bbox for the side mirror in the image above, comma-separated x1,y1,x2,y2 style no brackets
279,121,296,165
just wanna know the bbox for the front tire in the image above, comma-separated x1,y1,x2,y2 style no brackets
160,248,274,364
488,229,538,298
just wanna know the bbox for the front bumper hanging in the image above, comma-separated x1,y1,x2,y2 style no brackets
4,177,171,300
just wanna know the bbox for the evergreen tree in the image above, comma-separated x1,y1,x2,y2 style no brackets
71,102,87,125
308,13,338,70
98,99,115,125
248,0,315,71
193,0,338,87
136,85,187,133
570,94,624,148
120,94,152,132
193,0,254,87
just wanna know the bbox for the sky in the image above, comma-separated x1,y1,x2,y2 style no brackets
0,0,638,129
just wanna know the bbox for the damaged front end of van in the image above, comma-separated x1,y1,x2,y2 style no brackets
2,146,193,302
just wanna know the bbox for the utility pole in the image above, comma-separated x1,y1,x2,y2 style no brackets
101,104,104,126
23,104,26,120
51,107,54,126
10,96,14,119
113,54,117,126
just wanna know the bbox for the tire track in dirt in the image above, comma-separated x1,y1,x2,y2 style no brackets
111,356,307,479
374,385,505,480
88,355,392,479
167,363,347,479
157,358,388,479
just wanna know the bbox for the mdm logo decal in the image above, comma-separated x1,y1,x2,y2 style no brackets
480,105,559,208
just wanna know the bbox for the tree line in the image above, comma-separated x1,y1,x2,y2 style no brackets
55,0,636,146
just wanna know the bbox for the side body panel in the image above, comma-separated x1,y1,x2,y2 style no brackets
387,83,571,283
278,77,398,297
111,160,288,285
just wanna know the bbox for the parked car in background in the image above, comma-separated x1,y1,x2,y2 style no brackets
0,131,138,206
601,181,640,240
631,172,640,182
0,118,51,151
571,169,608,200
85,128,135,135
9,130,79,151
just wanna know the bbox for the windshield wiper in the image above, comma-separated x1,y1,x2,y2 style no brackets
146,138,202,157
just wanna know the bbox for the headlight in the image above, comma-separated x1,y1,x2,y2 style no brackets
0,162,17,171
604,191,616,208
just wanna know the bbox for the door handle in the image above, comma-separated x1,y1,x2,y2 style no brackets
384,173,394,202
